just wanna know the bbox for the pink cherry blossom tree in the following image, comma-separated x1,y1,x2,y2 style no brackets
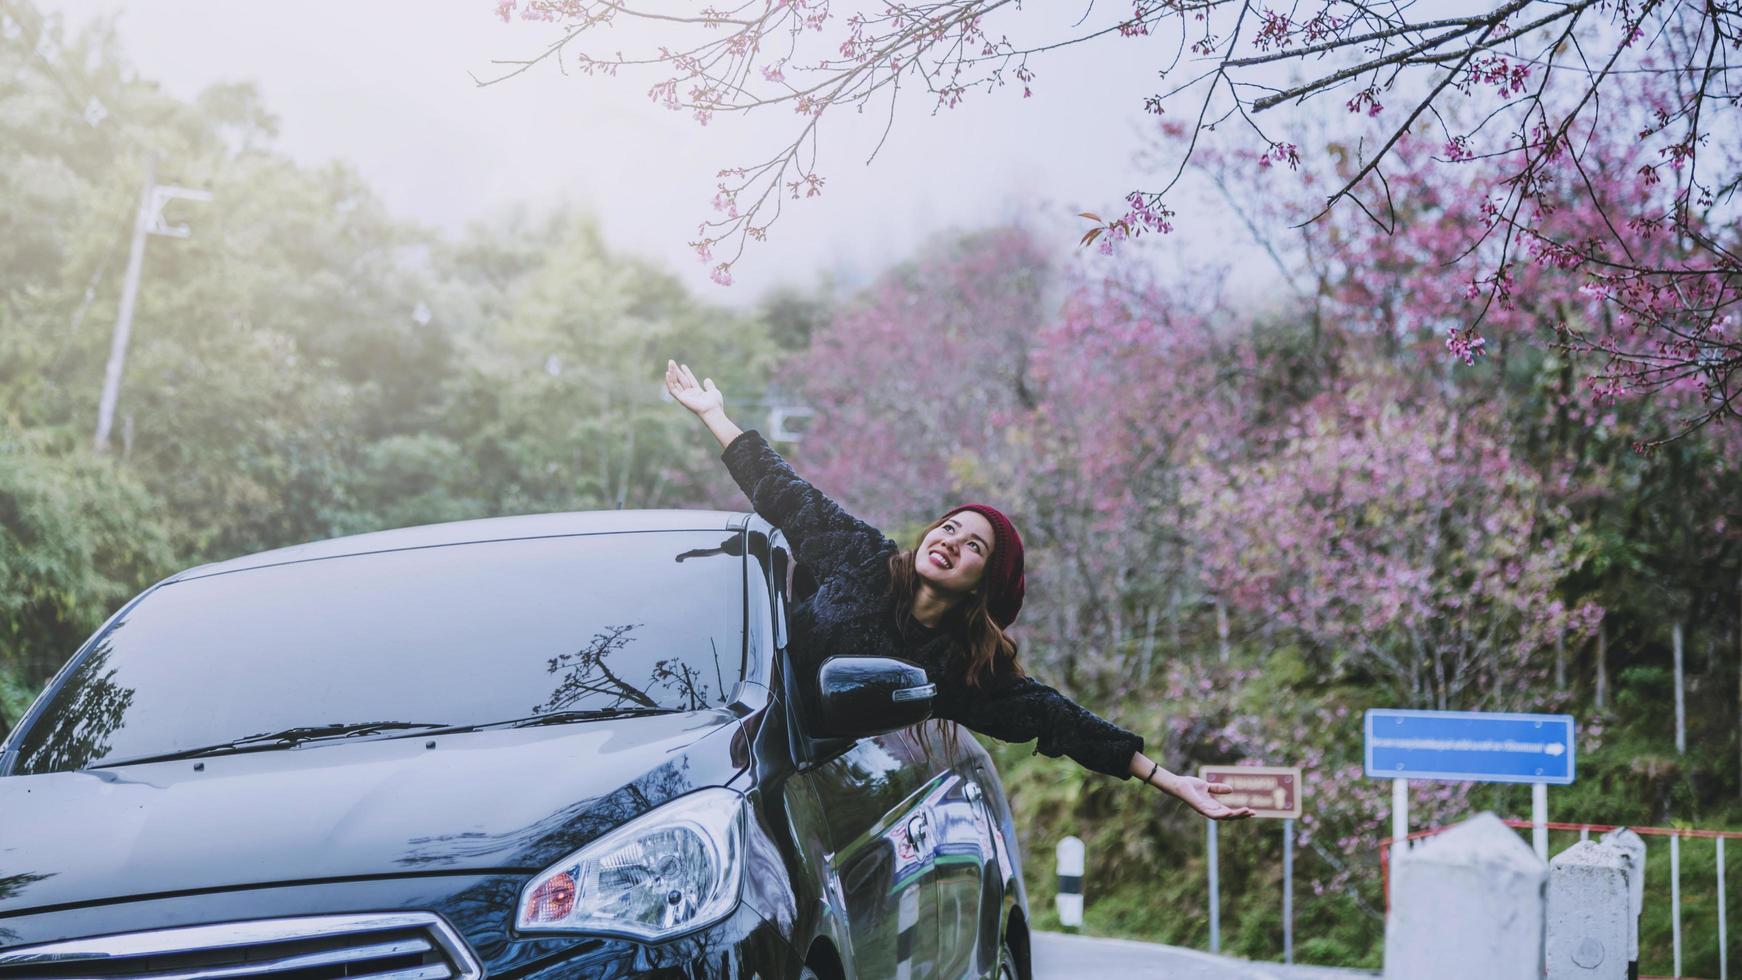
490,0,1737,436
998,272,1236,683
1165,72,1738,443
784,226,1052,527
1184,366,1603,710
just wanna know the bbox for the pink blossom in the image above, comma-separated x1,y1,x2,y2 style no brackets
1346,86,1382,117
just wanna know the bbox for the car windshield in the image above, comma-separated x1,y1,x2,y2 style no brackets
8,529,752,775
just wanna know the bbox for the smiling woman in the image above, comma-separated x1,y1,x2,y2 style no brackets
664,359,1257,821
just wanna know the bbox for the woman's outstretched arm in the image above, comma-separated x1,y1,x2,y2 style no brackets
664,359,895,582
945,671,1254,821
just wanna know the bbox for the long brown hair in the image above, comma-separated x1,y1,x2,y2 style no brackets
887,512,1025,688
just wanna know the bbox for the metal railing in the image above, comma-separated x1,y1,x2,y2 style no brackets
1380,819,1742,980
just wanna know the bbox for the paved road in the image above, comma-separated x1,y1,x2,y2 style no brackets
1031,931,1378,979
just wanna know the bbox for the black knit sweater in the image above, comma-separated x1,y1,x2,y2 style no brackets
721,429,1144,780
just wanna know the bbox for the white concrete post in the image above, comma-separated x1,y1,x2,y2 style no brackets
1384,812,1546,979
1672,834,1683,978
1056,836,1084,930
1546,840,1631,978
1599,828,1646,974
1720,836,1729,980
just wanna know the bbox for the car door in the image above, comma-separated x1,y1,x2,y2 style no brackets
770,537,943,978
918,728,1003,978
805,732,943,979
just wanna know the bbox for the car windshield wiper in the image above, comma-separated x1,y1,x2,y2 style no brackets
90,710,686,770
504,707,680,728
90,721,452,769
401,706,684,739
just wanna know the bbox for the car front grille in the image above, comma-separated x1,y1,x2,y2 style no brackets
0,912,481,980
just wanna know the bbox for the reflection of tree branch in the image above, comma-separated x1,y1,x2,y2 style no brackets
0,871,53,904
14,638,136,774
653,658,709,711
711,638,726,698
536,625,657,713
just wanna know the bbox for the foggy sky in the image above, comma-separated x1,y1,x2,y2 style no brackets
46,1,1252,305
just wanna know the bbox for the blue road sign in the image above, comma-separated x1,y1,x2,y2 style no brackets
1364,709,1575,785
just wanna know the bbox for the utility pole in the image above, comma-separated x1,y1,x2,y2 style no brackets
1595,624,1609,710
93,156,210,453
1215,596,1231,663
1674,620,1686,755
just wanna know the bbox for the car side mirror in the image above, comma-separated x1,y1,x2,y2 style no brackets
812,656,935,739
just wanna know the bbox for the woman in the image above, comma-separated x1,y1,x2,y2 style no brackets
665,360,1253,821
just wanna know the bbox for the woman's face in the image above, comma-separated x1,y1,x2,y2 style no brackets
915,510,995,595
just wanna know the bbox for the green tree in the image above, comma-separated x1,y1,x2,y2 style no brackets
0,425,175,695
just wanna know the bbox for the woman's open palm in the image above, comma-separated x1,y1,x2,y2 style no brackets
665,360,724,418
1174,776,1257,821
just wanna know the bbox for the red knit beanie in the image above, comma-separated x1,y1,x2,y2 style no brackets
945,503,1026,628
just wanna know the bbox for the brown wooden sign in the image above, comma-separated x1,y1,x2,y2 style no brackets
1199,765,1304,819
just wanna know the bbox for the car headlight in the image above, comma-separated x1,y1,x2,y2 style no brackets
516,787,746,940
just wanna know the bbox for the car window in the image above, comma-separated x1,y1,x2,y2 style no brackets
9,530,748,775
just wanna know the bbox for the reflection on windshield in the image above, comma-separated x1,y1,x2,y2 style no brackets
535,625,727,714
673,534,744,564
7,530,748,775
536,624,656,712
12,637,135,775
650,646,721,712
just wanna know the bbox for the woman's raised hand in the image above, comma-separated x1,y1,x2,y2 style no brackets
665,360,725,418
665,359,745,450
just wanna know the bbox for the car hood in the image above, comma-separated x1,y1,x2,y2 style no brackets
0,710,743,915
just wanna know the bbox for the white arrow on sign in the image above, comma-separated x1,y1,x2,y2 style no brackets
1544,742,1566,757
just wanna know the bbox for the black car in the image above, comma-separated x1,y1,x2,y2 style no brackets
0,511,1032,979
